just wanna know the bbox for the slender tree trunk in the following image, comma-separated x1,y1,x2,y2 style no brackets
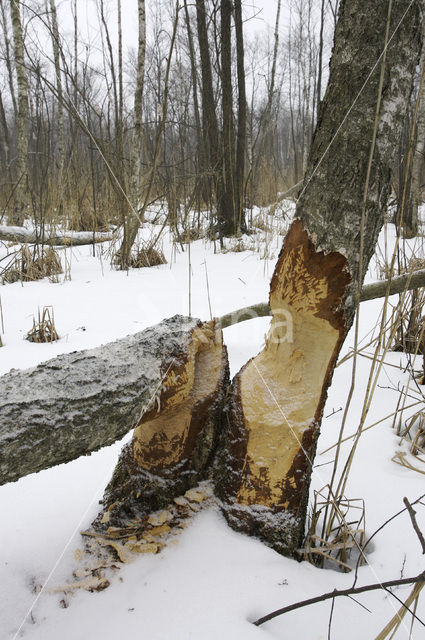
195,0,222,234
234,0,246,233
317,0,325,123
0,0,17,120
119,0,146,268
220,0,236,236
48,0,65,215
0,89,10,170
251,0,281,183
404,27,425,238
117,0,124,164
183,0,206,206
9,0,29,225
215,0,423,556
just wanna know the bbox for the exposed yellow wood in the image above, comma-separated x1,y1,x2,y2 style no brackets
236,237,341,508
133,320,223,470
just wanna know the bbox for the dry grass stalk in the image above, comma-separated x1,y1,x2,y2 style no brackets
374,581,424,640
1,245,62,284
392,451,425,476
303,486,366,572
128,245,167,269
398,409,425,454
26,306,59,343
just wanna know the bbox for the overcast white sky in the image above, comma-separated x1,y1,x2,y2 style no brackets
56,0,284,59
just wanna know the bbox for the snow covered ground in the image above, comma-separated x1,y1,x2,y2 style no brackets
1,213,425,639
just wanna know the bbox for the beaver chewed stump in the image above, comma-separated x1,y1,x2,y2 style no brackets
214,221,349,556
214,0,422,556
93,318,228,531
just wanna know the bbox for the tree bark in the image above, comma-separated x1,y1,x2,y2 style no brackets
183,0,206,206
214,0,423,556
9,0,29,226
118,0,146,269
404,28,425,238
219,0,236,236
48,0,65,208
0,0,17,121
0,316,228,487
234,0,246,233
195,0,223,232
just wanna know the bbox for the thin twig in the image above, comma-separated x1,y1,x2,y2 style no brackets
403,497,425,554
252,572,425,627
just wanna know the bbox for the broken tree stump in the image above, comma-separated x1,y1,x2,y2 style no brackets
215,0,423,555
0,315,227,487
92,318,228,530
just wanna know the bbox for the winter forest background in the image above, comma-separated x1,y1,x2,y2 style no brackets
1,1,425,639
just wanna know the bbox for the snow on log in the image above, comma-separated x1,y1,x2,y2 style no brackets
0,315,227,487
0,225,112,246
214,0,423,555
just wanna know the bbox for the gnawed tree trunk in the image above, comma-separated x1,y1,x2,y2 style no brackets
0,315,228,486
214,0,423,556
93,319,228,530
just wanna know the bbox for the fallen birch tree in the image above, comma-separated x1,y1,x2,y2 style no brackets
1,259,424,488
1,264,424,487
0,225,112,246
0,316,228,490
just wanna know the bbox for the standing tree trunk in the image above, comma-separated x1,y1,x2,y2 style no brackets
48,0,65,216
316,0,325,124
219,0,236,236
234,0,246,234
0,0,17,121
404,26,425,238
118,0,146,269
9,0,29,225
195,0,222,232
215,0,423,556
183,0,206,208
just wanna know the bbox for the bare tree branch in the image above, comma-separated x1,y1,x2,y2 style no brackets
252,571,425,627
404,497,425,554
219,268,425,329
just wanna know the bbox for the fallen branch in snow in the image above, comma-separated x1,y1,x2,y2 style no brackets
219,268,425,328
254,496,425,628
252,571,425,627
0,224,112,246
0,315,218,485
